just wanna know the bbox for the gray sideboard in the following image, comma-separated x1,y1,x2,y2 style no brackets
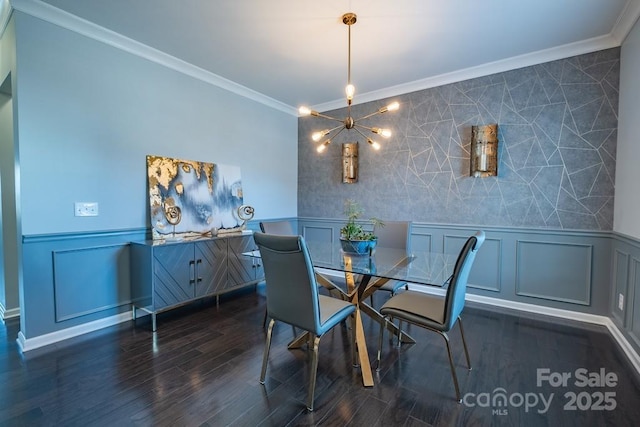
130,232,263,330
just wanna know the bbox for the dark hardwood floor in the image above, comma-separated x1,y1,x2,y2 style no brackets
1,286,639,426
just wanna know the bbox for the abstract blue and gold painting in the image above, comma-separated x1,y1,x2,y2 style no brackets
147,155,244,239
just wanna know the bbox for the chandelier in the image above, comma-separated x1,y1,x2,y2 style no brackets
299,12,399,153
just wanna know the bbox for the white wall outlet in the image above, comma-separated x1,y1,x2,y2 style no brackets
74,202,99,217
618,293,624,311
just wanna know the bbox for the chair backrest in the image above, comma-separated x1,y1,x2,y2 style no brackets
443,231,485,330
259,220,295,235
375,221,411,250
254,233,321,333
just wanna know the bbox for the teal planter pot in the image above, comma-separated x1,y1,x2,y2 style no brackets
340,238,377,255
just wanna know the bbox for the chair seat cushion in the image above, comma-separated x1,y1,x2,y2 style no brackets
317,295,356,336
379,291,447,331
377,279,407,292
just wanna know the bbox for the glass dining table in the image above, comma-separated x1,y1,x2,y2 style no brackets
246,239,456,387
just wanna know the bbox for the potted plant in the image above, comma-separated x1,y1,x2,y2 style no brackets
339,199,384,255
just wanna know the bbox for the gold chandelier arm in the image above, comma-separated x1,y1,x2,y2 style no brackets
328,126,347,142
352,127,369,140
324,124,347,137
354,124,391,138
354,102,400,122
354,123,374,132
313,112,344,122
354,110,382,122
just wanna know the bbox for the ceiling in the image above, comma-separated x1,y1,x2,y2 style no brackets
12,0,640,113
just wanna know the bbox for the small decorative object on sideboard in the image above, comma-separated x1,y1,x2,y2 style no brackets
237,205,255,230
339,199,384,255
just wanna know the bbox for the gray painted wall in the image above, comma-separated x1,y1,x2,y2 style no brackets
9,12,298,340
299,49,619,231
615,15,640,240
14,12,298,236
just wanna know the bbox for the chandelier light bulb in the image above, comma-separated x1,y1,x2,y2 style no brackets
345,84,355,101
317,140,331,153
379,101,400,114
367,138,381,150
312,130,330,142
299,106,312,116
372,128,392,138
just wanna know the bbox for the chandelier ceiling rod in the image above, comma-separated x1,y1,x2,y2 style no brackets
298,12,400,153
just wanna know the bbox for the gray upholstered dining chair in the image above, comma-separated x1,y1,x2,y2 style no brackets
259,220,295,235
257,220,347,328
376,230,485,402
254,233,356,412
258,220,295,327
373,220,412,296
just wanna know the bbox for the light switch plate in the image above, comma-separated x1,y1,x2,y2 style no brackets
618,293,624,311
75,202,99,217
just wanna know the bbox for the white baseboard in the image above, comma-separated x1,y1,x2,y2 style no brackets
0,302,20,320
407,283,640,375
17,311,132,352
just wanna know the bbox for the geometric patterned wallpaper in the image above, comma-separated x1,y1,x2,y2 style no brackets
298,48,619,231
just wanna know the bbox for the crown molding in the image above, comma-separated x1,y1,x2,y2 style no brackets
312,34,621,112
6,0,640,116
611,0,640,44
9,0,298,116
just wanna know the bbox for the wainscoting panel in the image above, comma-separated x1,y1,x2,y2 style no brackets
299,218,611,314
22,228,147,339
302,225,335,243
516,240,592,305
630,257,640,349
612,249,630,326
410,231,433,252
53,244,131,322
443,233,502,292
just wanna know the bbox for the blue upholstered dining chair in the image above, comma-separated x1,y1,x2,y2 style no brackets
376,231,485,402
254,233,356,412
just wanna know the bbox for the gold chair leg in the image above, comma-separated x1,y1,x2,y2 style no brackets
351,314,357,367
260,318,276,384
440,331,462,402
307,334,321,411
458,316,472,370
376,317,385,371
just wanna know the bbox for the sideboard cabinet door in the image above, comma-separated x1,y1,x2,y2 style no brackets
194,239,228,297
153,243,196,309
227,235,260,290
130,233,262,331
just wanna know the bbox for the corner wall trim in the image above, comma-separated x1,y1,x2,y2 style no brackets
17,311,131,352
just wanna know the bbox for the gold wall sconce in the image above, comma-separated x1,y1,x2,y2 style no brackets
470,124,499,177
342,142,358,184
